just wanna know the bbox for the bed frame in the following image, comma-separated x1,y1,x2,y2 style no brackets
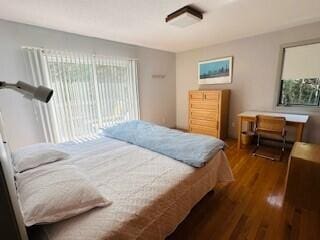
0,112,28,240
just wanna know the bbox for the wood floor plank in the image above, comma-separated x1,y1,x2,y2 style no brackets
168,139,320,240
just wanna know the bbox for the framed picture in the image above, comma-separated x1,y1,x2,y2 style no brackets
198,56,233,84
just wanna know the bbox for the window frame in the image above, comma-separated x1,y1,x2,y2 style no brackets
275,38,320,109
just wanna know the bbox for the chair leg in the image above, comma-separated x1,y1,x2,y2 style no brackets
253,134,277,161
279,136,286,161
253,133,260,155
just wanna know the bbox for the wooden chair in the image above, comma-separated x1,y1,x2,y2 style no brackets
252,115,286,161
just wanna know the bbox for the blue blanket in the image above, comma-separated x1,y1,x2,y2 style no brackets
103,121,225,167
102,120,225,167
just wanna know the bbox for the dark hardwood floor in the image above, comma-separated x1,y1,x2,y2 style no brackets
168,139,320,240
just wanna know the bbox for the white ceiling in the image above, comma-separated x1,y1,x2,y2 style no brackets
1,0,320,52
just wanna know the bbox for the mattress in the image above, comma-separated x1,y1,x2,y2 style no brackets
38,137,233,240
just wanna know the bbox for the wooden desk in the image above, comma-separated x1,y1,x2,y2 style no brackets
284,142,320,211
237,111,309,150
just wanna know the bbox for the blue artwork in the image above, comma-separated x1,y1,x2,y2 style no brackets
199,60,230,79
198,57,232,84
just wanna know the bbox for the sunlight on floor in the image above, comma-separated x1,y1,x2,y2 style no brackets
266,194,283,208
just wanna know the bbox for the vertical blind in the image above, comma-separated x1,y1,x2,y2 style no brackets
24,48,140,143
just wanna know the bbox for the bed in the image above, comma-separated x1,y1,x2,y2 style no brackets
0,122,234,240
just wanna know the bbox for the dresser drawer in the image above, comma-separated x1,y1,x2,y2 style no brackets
190,110,218,121
189,91,203,100
190,101,219,111
189,124,218,137
204,91,219,101
190,119,217,128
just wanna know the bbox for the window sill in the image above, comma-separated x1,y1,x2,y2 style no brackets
275,105,320,115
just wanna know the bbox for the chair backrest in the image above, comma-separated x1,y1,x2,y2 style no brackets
256,115,286,135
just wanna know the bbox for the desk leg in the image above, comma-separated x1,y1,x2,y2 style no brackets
295,123,304,142
237,116,242,150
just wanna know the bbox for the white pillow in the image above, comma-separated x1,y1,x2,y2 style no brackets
16,164,111,226
13,143,69,172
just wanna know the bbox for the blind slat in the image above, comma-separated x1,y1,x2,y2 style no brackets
26,48,140,143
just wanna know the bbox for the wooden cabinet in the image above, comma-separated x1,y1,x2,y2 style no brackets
285,142,320,211
188,90,230,139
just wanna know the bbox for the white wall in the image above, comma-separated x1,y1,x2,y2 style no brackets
176,21,320,144
0,19,176,150
3,18,320,149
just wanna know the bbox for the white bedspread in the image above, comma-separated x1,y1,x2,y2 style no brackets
40,137,234,240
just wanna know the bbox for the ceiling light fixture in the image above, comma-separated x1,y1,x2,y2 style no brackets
166,5,203,28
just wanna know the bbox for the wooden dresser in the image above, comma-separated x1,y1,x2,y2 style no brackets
285,142,320,211
188,90,230,139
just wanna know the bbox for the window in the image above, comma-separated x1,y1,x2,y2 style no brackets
279,78,320,106
278,41,320,107
24,48,139,142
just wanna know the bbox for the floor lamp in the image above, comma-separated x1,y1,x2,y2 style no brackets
0,81,53,103
0,81,53,240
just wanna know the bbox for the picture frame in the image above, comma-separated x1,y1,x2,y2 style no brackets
198,56,233,84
